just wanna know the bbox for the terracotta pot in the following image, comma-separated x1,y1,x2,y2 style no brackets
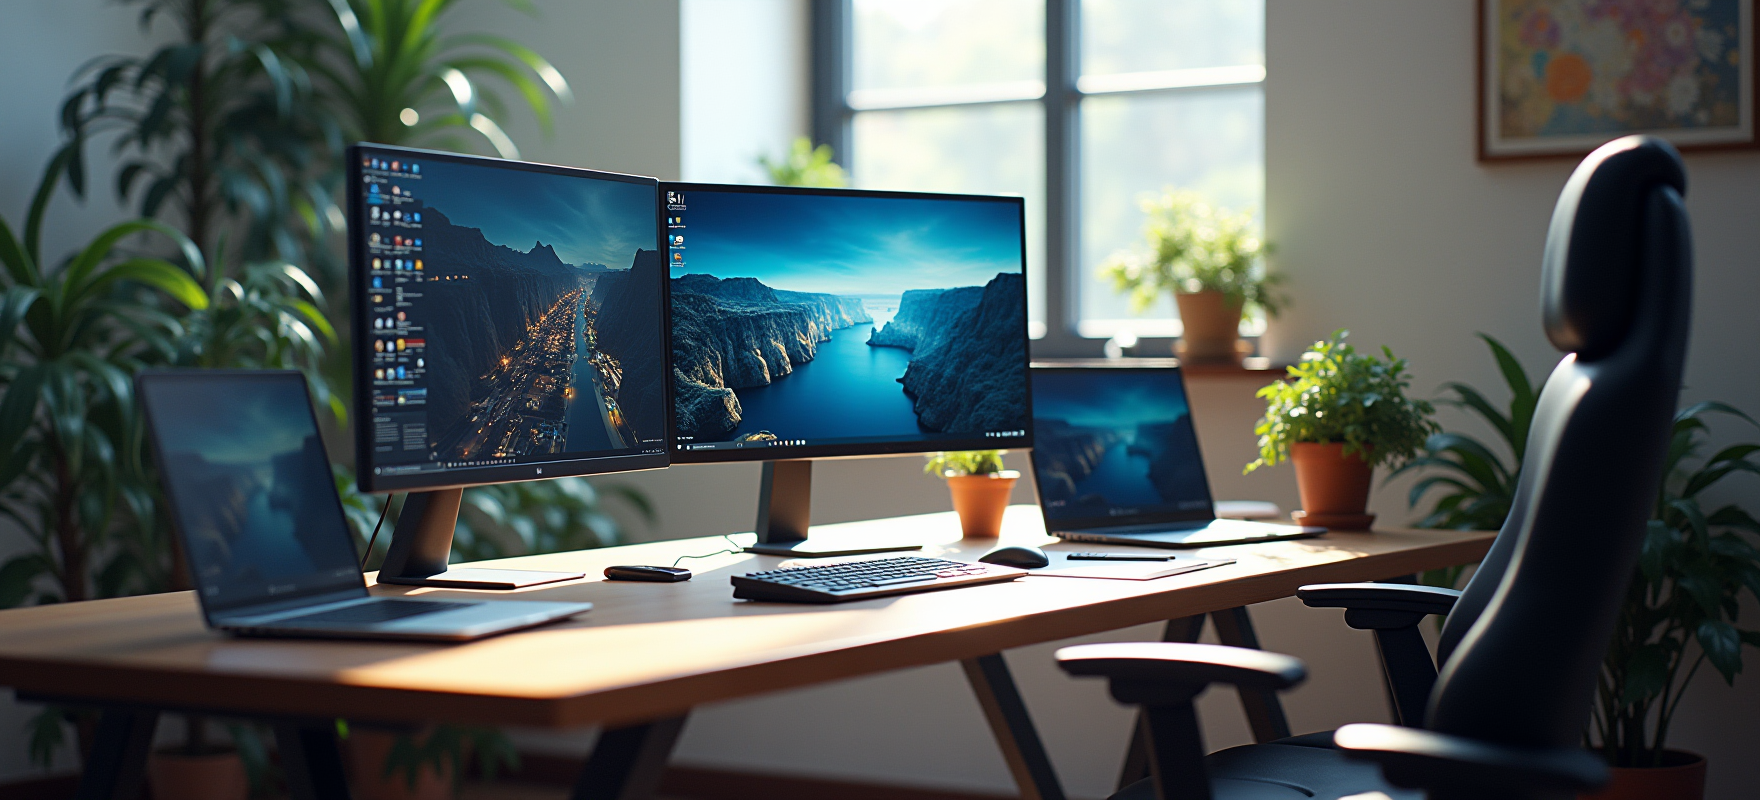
146,747,249,800
347,729,452,800
1580,750,1707,800
1289,442,1376,530
947,471,1020,539
1174,291,1245,363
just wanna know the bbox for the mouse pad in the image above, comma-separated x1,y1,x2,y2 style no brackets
1031,554,1234,580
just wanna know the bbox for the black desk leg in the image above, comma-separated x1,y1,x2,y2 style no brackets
75,708,158,800
571,715,688,800
1118,616,1205,790
962,653,1066,800
1210,606,1293,743
276,722,352,800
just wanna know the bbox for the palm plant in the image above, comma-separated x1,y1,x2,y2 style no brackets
1390,334,1536,587
60,0,342,282
0,145,209,610
305,0,571,157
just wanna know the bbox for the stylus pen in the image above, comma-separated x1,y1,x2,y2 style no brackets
1066,552,1176,561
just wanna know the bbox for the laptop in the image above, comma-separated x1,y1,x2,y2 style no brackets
1028,362,1325,549
138,370,592,641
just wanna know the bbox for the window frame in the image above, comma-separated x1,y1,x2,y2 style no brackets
810,0,1266,358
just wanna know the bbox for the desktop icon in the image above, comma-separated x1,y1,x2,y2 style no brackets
370,233,381,245
391,161,400,171
370,183,379,193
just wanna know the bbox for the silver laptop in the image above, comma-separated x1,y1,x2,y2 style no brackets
139,370,591,641
1028,362,1325,549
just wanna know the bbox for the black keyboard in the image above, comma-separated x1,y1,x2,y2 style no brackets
278,599,470,625
731,556,1024,603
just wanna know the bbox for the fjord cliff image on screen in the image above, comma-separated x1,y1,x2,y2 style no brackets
667,190,1028,450
1032,371,1212,519
360,152,663,475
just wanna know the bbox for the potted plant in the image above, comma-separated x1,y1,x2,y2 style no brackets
1102,190,1284,363
1245,331,1436,529
345,722,518,800
1577,402,1760,800
925,451,1019,539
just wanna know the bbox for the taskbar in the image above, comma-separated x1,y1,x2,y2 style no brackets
676,429,1028,453
372,443,667,477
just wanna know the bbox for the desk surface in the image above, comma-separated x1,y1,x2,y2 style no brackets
0,507,1492,729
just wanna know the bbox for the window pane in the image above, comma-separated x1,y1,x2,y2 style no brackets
1081,0,1264,76
852,0,1044,93
1079,88,1263,330
852,103,1047,331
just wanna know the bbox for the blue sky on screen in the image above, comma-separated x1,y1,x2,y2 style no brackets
401,155,656,269
674,190,1023,296
1034,371,1190,429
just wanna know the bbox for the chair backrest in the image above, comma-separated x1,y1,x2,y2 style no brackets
1425,136,1692,748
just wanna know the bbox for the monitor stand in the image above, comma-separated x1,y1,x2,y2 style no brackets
375,488,585,590
741,460,925,558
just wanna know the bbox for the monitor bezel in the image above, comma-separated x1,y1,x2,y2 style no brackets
660,181,1035,465
350,143,672,494
1026,360,1219,531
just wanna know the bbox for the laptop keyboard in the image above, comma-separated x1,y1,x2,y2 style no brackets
279,599,469,625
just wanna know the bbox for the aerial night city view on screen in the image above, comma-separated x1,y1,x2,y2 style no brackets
1031,370,1212,521
357,151,665,481
667,188,1029,452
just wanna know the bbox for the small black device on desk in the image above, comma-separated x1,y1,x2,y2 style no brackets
732,556,1024,603
604,565,693,582
977,545,1051,568
1066,552,1176,561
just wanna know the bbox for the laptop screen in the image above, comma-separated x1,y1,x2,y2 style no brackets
1029,365,1215,529
140,371,365,613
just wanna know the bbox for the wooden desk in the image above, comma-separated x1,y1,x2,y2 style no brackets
0,506,1492,800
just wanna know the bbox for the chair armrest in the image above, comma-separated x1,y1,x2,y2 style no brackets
1335,723,1608,795
1056,642,1305,705
1298,583,1462,614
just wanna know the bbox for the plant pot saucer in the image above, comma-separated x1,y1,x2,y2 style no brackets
1291,510,1376,531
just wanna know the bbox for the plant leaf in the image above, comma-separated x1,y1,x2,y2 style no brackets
1697,620,1744,684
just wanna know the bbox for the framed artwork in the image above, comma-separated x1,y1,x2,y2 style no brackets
1479,0,1756,160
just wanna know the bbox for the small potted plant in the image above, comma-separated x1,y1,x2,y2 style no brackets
925,451,1019,538
1245,331,1436,529
1102,190,1284,363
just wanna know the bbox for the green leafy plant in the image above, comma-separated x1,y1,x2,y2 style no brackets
59,0,342,283
381,724,519,792
306,0,572,158
759,137,848,188
1393,334,1536,531
1592,402,1760,767
1391,334,1538,588
925,450,1008,477
1245,330,1437,474
1102,189,1284,317
0,146,208,610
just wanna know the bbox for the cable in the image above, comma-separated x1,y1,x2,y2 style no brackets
361,494,394,570
672,535,743,568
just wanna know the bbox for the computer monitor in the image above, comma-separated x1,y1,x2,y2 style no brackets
662,183,1032,556
350,144,669,587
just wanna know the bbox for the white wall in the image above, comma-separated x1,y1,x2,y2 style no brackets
681,0,809,184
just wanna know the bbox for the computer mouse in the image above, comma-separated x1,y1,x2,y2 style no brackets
603,565,693,582
977,546,1050,569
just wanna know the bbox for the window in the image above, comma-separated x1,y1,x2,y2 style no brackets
813,0,1265,354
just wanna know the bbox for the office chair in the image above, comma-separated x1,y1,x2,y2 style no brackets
1057,134,1693,800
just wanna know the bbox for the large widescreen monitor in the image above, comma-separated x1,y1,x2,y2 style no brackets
351,145,669,494
662,183,1032,555
664,184,1032,462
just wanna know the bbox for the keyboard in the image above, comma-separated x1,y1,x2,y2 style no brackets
731,556,1025,603
278,599,470,625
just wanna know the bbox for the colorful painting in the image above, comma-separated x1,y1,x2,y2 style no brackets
1480,0,1755,158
